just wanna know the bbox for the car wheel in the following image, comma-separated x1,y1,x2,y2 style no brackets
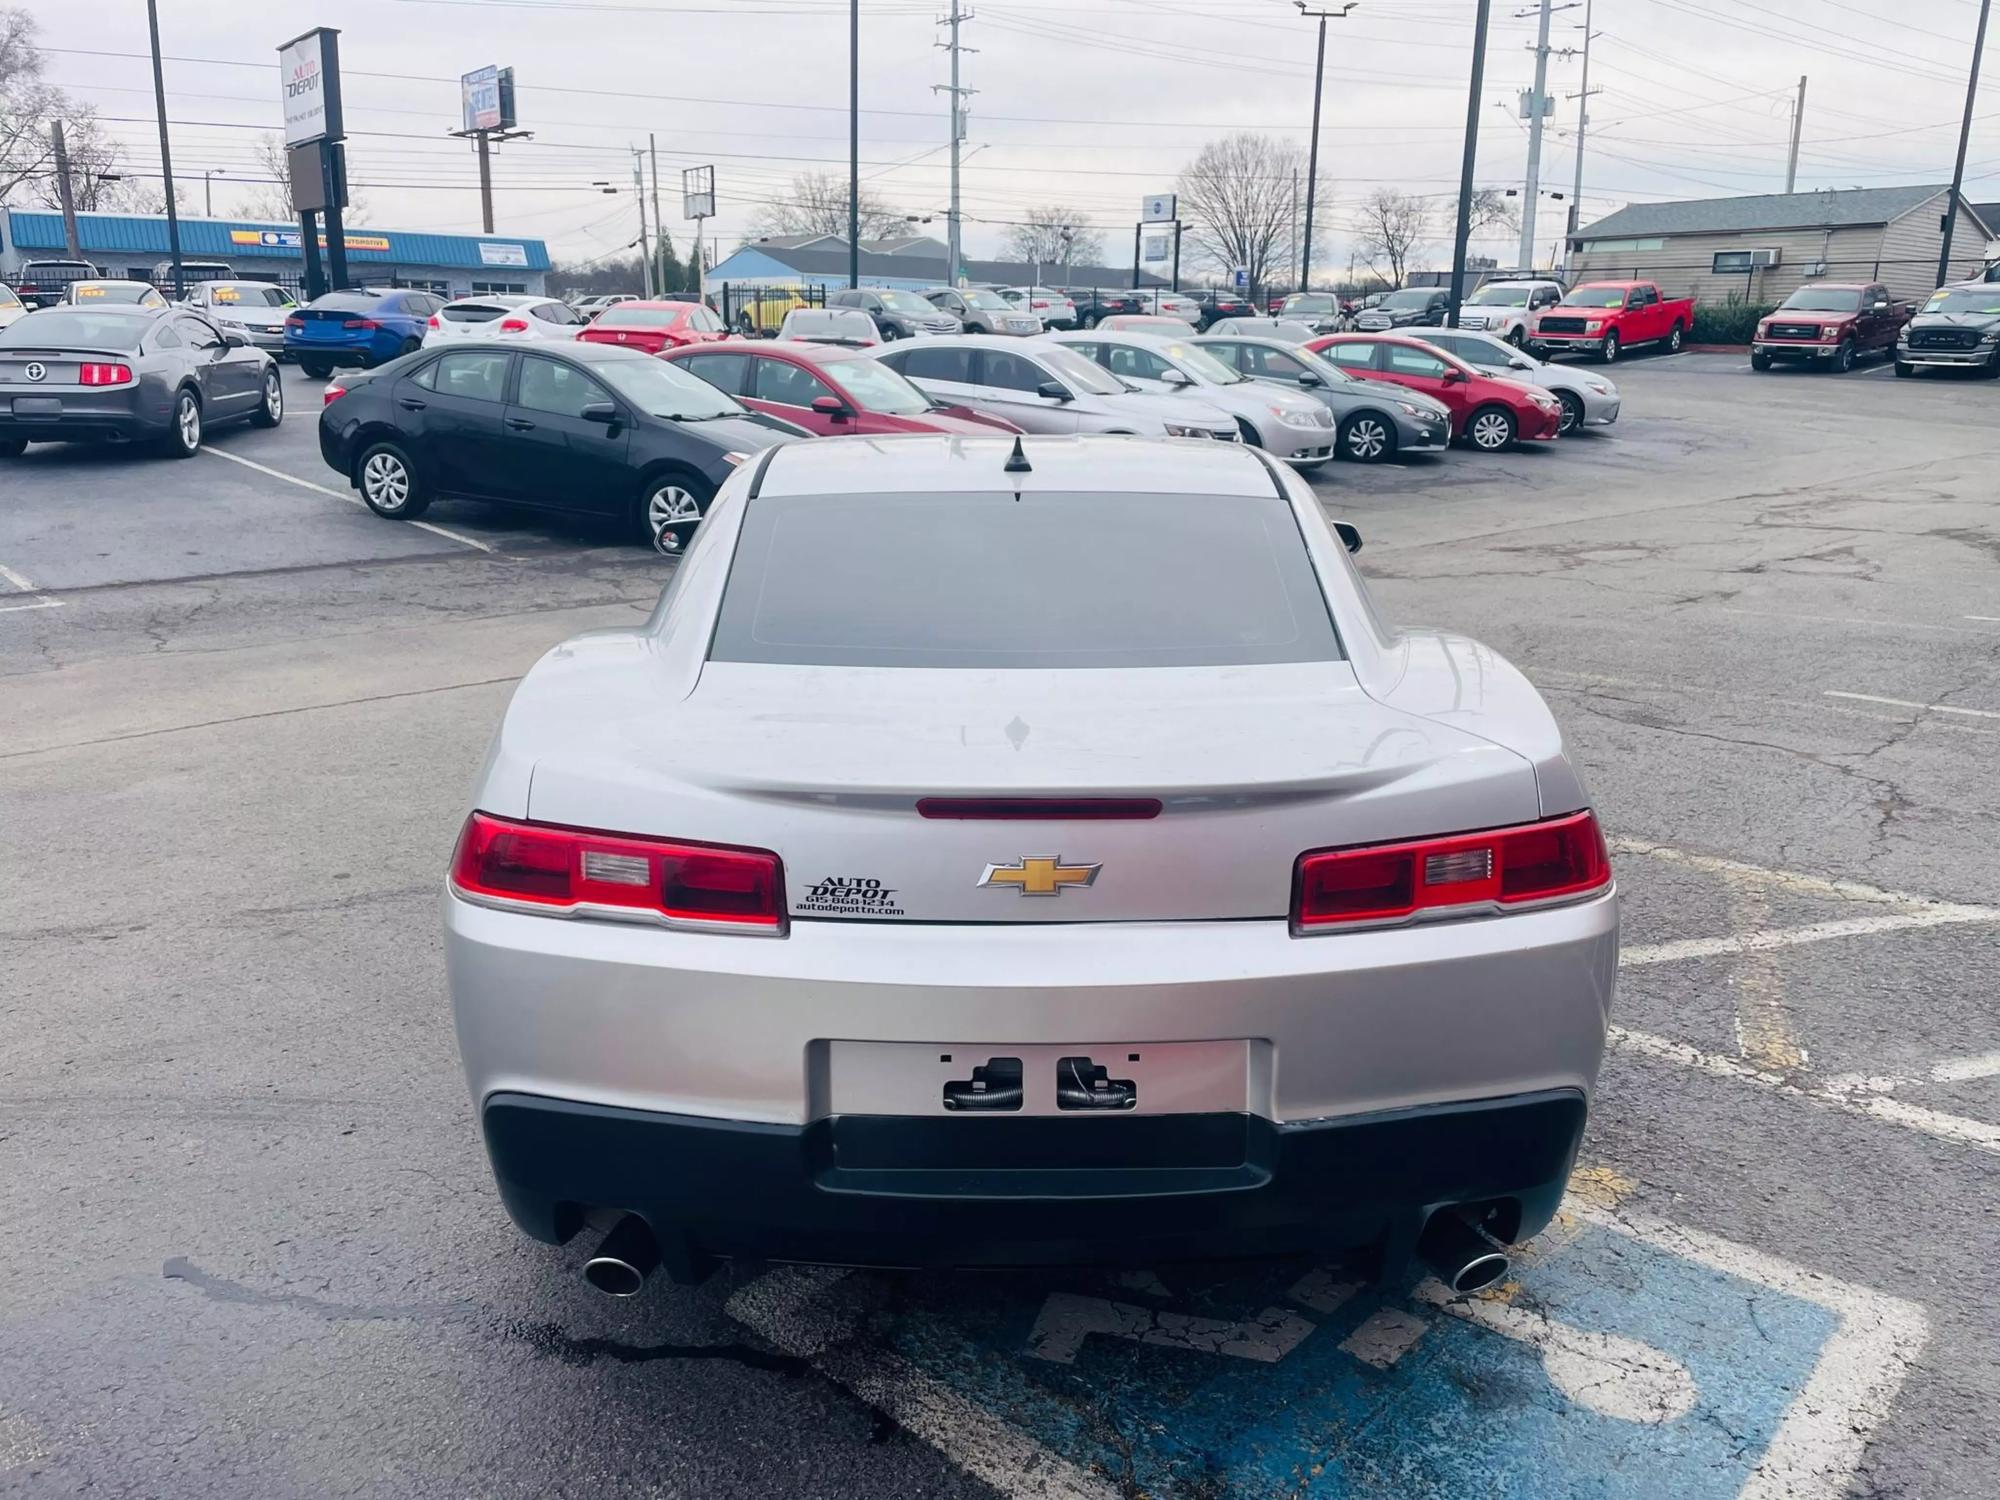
356,441,431,519
1894,361,1914,378
880,325,901,342
1505,326,1526,348
1236,418,1265,449
637,471,716,549
399,337,422,358
1466,405,1516,452
162,388,202,458
250,366,284,428
0,438,25,458
1554,390,1585,435
1337,412,1395,463
1600,331,1621,364
1750,351,1772,372
300,358,333,380
1666,323,1684,354
1832,339,1856,374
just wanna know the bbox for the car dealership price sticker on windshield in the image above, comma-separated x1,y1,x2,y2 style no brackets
728,1202,1925,1500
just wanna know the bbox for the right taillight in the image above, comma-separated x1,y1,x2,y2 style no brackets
1292,811,1609,933
449,811,785,933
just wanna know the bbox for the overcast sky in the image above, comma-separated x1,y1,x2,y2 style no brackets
22,0,2000,279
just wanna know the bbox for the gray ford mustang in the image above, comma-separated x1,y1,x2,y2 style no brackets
0,305,282,459
445,434,1618,1296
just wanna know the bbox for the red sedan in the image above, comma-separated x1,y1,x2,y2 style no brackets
575,299,728,354
1305,332,1564,450
659,339,1023,437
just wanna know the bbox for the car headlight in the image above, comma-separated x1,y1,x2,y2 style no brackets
1582,378,1612,394
1583,320,1603,332
1982,331,2000,345
1396,401,1428,417
721,451,752,466
1162,422,1206,437
1532,393,1561,410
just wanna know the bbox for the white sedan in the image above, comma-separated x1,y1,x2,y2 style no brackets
422,294,590,348
443,434,1618,1297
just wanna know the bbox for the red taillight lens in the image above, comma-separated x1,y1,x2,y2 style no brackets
285,315,304,330
498,317,529,332
78,363,133,386
427,315,440,329
450,812,785,931
916,797,1162,820
322,381,348,405
1032,300,1050,309
1292,811,1608,932
342,318,378,330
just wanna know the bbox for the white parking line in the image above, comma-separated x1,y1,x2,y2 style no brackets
1622,907,2000,967
199,447,495,552
1823,690,2000,720
0,561,63,614
1718,607,1999,636
1967,616,2000,623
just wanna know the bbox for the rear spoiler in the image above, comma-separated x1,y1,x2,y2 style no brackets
0,347,138,359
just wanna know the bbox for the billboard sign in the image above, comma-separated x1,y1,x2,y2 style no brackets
461,65,503,132
278,28,342,146
1142,193,1177,224
683,165,716,220
478,242,530,266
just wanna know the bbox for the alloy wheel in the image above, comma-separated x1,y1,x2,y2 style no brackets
647,484,703,537
264,372,283,420
1470,412,1512,450
363,451,411,512
177,393,201,450
1345,418,1389,460
1556,392,1583,435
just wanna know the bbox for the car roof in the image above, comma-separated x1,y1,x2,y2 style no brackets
1052,328,1186,349
1795,281,1869,290
28,301,157,316
557,340,664,364
755,434,1279,498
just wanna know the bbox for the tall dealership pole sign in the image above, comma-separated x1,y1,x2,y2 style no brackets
278,26,348,297
453,65,528,236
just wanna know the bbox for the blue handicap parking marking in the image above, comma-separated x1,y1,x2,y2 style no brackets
786,1209,1902,1499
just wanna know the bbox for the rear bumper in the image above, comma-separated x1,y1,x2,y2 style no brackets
480,1086,1588,1272
284,340,381,367
0,399,163,444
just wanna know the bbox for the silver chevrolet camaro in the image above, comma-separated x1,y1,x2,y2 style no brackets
446,434,1618,1297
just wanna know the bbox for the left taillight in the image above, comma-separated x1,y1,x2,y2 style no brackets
449,811,786,932
1291,810,1609,933
322,379,348,405
78,363,133,386
498,317,530,332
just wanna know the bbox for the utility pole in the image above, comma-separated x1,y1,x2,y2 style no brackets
1940,0,1992,286
1447,0,1494,326
202,168,218,216
649,133,665,290
1517,0,1555,271
848,0,860,287
145,0,185,300
1291,169,1300,292
1784,76,1806,194
1565,0,1597,251
50,122,81,259
1296,3,1357,290
936,1,975,287
633,150,654,297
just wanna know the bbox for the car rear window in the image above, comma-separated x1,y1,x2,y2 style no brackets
599,307,686,327
711,489,1340,669
311,292,383,313
0,311,147,349
442,302,513,323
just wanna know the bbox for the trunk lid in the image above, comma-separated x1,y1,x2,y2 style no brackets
524,661,1539,923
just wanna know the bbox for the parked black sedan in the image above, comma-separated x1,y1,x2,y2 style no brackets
0,305,283,459
316,341,804,548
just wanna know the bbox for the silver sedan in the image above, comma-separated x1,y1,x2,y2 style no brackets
1044,329,1337,465
1418,327,1621,435
445,434,1618,1295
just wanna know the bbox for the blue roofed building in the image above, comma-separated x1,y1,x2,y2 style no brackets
0,208,550,297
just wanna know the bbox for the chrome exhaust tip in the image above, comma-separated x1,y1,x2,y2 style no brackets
583,1214,660,1297
1417,1207,1512,1294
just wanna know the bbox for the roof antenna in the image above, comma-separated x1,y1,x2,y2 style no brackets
1003,435,1032,473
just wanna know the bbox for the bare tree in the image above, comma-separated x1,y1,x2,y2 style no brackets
1175,133,1307,297
0,7,61,203
752,170,903,241
1002,206,1104,271
1354,189,1431,288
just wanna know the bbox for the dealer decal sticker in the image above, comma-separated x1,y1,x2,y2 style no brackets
796,876,905,918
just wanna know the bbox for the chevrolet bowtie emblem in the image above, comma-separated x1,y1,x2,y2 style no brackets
979,856,1101,897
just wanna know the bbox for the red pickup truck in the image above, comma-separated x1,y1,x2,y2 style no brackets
1529,280,1693,363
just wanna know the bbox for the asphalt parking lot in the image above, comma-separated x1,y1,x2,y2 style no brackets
2,349,1996,1499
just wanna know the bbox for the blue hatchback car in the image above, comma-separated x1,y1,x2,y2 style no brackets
285,288,444,377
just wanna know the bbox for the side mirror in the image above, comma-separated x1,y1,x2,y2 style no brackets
1333,521,1363,555
810,394,852,420
222,330,249,348
1297,371,1324,387
580,401,620,425
1441,369,1468,384
1035,379,1072,402
1162,368,1194,388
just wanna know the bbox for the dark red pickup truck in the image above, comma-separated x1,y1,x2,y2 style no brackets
1529,280,1693,363
1751,282,1909,372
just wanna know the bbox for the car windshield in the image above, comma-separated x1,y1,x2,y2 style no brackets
712,489,1340,669
877,290,935,315
207,283,294,307
1036,344,1125,395
1561,287,1629,308
819,356,931,415
73,283,154,304
1156,340,1246,384
599,307,689,327
1,311,148,348
1295,348,1359,384
1380,290,1437,310
961,290,1011,310
1467,285,1534,306
786,311,874,338
1780,288,1863,312
595,355,745,419
1924,288,2000,314
1283,295,1338,313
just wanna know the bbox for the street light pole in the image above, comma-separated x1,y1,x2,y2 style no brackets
1296,2,1356,290
849,0,860,288
145,0,184,301
1939,0,1992,287
1446,0,1494,327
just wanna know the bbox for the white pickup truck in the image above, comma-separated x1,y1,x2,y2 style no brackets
1454,279,1565,346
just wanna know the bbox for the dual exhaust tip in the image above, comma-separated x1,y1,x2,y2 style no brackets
582,1207,1510,1300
